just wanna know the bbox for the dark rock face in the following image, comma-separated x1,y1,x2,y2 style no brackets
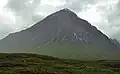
0,9,119,60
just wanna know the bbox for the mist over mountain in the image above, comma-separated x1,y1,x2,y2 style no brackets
0,9,119,60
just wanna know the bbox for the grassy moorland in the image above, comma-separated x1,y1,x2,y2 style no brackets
0,53,120,74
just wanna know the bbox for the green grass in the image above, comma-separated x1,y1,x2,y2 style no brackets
36,43,120,60
0,53,120,74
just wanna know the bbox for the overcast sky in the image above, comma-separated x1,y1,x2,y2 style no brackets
0,0,120,41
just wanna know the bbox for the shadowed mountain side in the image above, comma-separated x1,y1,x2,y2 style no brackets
111,39,120,48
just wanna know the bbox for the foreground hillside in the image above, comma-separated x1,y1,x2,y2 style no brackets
0,53,120,74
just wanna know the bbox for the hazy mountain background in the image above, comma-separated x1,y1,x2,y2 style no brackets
0,9,119,60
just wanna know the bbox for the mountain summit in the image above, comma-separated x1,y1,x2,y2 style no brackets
0,9,119,60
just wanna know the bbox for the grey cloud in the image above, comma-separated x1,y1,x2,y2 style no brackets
107,0,120,22
7,0,27,11
7,0,42,27
7,0,41,12
63,0,98,12
32,15,43,22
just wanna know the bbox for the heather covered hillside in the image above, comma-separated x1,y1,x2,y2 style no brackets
0,53,120,74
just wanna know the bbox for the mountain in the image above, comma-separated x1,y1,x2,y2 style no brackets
0,9,119,60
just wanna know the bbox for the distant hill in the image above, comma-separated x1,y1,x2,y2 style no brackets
0,8,119,60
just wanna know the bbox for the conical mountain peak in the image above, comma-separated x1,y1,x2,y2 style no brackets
59,8,78,17
61,8,73,12
42,8,78,21
0,9,119,60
